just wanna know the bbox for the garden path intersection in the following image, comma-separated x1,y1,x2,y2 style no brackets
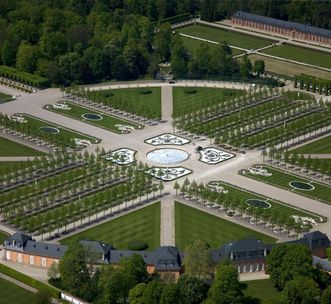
0,81,331,246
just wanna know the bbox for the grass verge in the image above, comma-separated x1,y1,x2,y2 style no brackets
291,135,331,154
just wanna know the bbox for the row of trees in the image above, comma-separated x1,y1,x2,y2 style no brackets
174,178,318,236
267,147,331,179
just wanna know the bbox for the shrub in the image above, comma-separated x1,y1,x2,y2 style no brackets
0,264,60,298
139,89,152,95
184,88,197,94
128,240,148,251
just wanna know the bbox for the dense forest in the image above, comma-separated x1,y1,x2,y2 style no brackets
0,0,328,86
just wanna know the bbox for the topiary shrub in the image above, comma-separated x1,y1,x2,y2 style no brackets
128,240,149,251
104,92,113,98
184,88,197,94
139,89,152,95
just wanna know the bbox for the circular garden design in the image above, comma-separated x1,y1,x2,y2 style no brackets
289,181,315,191
82,113,103,120
39,126,60,134
246,199,271,209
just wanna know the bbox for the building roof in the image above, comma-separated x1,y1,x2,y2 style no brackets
313,256,331,272
24,240,67,259
79,240,113,255
154,246,181,271
233,11,331,38
109,249,155,265
3,233,32,252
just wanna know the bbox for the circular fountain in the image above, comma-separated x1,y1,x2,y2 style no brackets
82,113,103,120
39,126,60,134
146,148,189,165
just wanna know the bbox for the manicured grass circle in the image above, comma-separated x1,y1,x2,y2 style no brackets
246,199,271,209
82,113,103,120
289,181,315,191
39,126,60,134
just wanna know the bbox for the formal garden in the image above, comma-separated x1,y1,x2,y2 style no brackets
46,101,141,134
60,202,160,250
0,152,162,240
175,202,276,249
174,87,331,149
66,86,161,120
0,113,99,151
175,178,324,236
241,164,331,204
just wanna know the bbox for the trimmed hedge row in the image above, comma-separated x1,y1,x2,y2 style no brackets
0,65,50,88
0,264,60,298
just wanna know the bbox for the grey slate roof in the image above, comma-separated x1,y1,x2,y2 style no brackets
211,238,272,263
109,249,155,265
154,246,181,271
3,233,32,252
24,240,67,259
288,231,330,250
313,256,331,272
233,11,331,38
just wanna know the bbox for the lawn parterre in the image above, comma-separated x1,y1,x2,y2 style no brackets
178,24,273,49
175,202,276,249
0,136,45,156
291,135,331,154
81,87,161,119
0,277,37,304
47,102,141,134
241,165,331,205
173,86,244,117
180,35,243,56
61,202,160,250
262,44,331,69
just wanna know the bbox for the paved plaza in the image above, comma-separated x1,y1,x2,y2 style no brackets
0,81,330,247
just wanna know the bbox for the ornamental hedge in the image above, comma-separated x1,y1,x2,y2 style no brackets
0,66,50,89
0,264,60,298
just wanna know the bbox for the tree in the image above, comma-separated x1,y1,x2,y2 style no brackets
183,240,213,280
253,59,265,77
177,274,207,304
321,285,331,304
240,55,252,78
35,291,51,304
59,244,93,300
141,280,164,304
281,276,320,304
266,243,314,290
160,283,180,304
128,283,147,304
174,181,180,196
16,41,39,73
154,23,171,62
206,262,242,304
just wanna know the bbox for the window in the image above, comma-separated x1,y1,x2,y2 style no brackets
29,255,34,265
42,258,47,267
6,251,11,260
18,254,22,263
246,252,252,259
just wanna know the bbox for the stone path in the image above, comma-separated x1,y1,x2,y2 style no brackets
0,273,38,293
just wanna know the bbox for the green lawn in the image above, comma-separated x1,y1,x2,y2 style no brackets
173,87,244,117
86,87,161,119
61,202,160,250
242,165,331,205
212,181,321,220
0,136,44,156
262,44,331,69
242,279,281,304
47,102,141,134
0,231,9,243
181,35,243,56
179,24,272,49
291,135,331,154
0,91,12,104
175,202,276,250
23,114,100,144
0,277,37,304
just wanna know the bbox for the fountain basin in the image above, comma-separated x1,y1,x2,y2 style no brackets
146,148,189,165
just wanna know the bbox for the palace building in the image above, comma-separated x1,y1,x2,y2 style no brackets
231,11,331,46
